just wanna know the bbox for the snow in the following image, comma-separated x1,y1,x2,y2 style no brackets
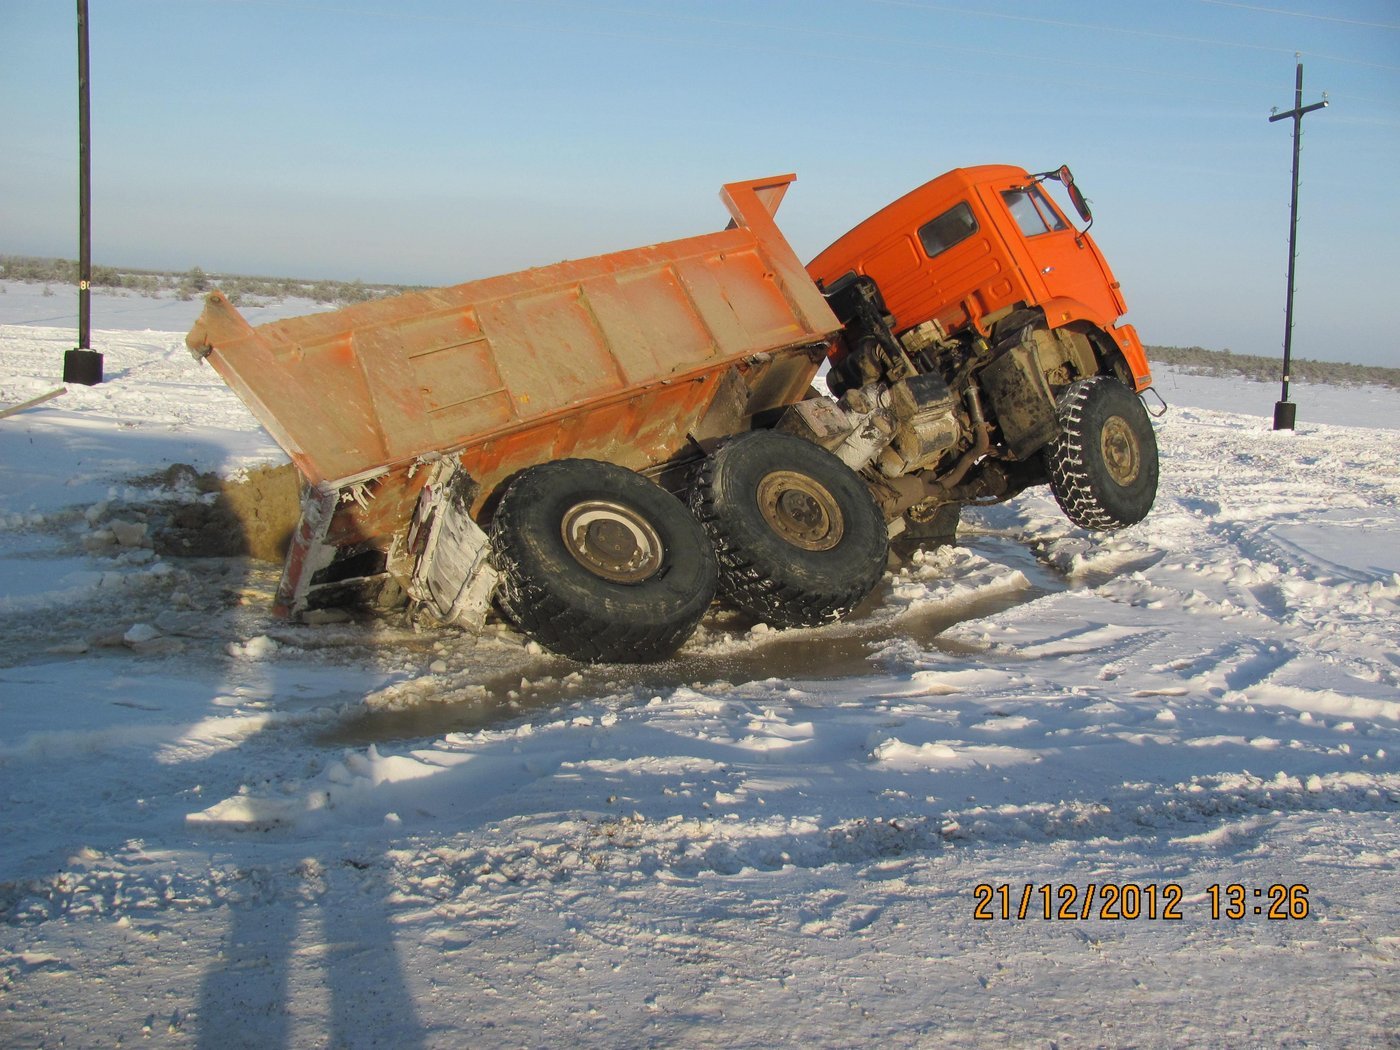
2,288,1398,1046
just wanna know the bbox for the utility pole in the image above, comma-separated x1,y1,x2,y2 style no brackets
1268,58,1326,431
63,0,103,385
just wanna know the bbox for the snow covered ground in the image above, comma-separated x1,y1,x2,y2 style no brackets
2,283,1397,1047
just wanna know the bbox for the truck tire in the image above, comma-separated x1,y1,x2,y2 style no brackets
1045,376,1158,530
689,430,889,627
489,459,718,663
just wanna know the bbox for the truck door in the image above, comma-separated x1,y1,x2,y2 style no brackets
979,175,1125,325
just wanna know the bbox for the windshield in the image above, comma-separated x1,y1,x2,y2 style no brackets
1001,186,1068,237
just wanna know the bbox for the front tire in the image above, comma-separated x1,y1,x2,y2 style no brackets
689,431,889,627
490,459,717,663
1045,377,1159,530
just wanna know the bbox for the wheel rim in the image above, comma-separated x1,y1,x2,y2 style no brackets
756,470,844,552
560,500,665,583
1100,414,1142,487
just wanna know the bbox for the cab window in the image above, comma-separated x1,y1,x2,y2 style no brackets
917,202,978,258
1001,186,1067,237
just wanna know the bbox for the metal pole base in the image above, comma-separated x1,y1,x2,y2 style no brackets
63,348,103,386
1273,400,1297,431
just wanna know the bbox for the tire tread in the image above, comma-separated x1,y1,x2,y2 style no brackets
1045,377,1157,531
490,460,715,663
688,434,887,628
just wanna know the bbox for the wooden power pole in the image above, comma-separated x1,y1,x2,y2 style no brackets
1268,59,1327,431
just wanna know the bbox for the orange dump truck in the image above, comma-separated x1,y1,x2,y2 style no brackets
188,166,1158,662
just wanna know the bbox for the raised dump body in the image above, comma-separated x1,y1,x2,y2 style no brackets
187,175,842,620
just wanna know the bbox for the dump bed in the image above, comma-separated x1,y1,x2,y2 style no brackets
187,175,841,616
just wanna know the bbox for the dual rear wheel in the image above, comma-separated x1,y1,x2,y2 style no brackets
489,377,1157,662
489,432,889,662
688,431,889,629
489,459,716,664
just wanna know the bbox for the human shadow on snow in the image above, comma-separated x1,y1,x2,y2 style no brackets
0,424,427,1048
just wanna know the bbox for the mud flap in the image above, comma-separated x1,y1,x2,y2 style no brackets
979,344,1060,459
408,461,499,629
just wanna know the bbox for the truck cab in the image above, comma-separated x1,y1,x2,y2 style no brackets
808,165,1152,392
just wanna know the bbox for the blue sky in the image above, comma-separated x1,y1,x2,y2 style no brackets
5,1,1398,365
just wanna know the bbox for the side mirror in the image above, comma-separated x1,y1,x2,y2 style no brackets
1056,165,1093,224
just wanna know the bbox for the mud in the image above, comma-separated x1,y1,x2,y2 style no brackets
321,533,1069,747
152,462,301,562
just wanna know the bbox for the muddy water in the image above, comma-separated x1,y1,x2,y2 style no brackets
321,533,1079,747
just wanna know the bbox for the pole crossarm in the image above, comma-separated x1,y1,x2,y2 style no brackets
1269,100,1328,123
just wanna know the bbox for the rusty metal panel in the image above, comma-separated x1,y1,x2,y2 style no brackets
189,178,837,492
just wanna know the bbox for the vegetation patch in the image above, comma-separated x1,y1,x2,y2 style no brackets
1147,344,1400,391
1,256,423,309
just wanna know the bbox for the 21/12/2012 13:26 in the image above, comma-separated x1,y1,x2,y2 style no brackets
972,882,1311,921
